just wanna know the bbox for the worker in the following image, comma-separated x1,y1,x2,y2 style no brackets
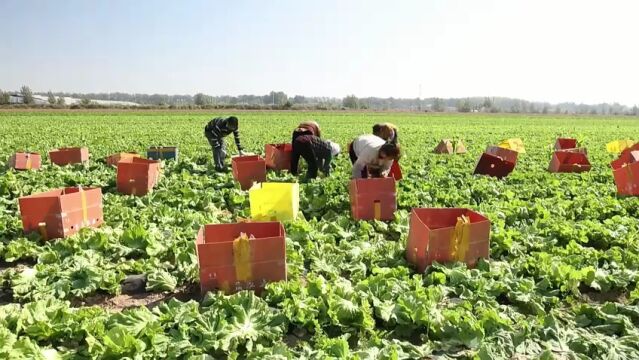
372,122,402,179
349,134,401,179
292,120,321,142
204,116,244,171
291,134,340,179
372,123,399,144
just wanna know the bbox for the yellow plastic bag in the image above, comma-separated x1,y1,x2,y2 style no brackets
249,182,299,221
449,215,471,261
606,140,635,154
233,232,253,282
498,138,526,153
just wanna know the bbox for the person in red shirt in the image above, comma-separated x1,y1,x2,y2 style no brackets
372,123,402,179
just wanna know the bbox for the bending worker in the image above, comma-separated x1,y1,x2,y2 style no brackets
349,134,401,179
204,116,244,171
291,134,340,179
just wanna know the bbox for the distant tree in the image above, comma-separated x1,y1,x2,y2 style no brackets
194,93,214,106
47,91,56,104
457,99,471,113
432,98,444,112
80,98,91,106
266,91,288,106
632,105,639,116
589,108,598,115
542,106,549,114
282,100,293,109
20,85,34,104
292,95,306,104
0,89,9,104
56,96,65,105
482,97,493,109
194,93,205,106
342,95,359,109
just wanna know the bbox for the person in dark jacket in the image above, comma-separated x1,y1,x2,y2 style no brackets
204,116,244,171
291,134,340,179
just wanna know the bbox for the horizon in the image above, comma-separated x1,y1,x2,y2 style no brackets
2,0,638,106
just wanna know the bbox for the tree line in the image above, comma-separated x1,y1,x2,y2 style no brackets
1,86,637,115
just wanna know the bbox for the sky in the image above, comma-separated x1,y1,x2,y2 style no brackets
1,0,638,105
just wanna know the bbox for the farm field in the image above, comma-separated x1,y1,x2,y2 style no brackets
1,110,639,359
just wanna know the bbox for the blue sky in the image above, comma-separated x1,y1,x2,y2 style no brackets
1,0,638,105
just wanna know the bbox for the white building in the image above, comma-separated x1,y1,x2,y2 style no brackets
9,93,139,106
9,94,48,105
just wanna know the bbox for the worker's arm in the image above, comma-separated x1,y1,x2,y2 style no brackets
321,152,333,175
232,129,243,153
352,157,367,179
380,159,393,177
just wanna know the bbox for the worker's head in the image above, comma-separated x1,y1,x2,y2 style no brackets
300,120,321,136
379,143,401,161
301,120,319,128
372,123,383,136
368,167,384,178
372,123,395,141
227,116,239,130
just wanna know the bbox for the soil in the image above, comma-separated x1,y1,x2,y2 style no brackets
581,289,628,304
0,289,13,305
71,284,201,312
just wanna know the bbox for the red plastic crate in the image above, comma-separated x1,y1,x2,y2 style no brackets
549,149,591,173
18,187,103,240
611,144,639,170
473,146,518,178
232,155,267,191
389,161,403,181
555,138,578,151
49,147,89,166
349,177,397,221
406,208,491,272
265,144,292,171
611,149,639,196
106,152,140,166
196,222,287,294
117,158,161,196
8,152,41,170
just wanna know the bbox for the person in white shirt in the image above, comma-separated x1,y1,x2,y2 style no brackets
348,134,401,179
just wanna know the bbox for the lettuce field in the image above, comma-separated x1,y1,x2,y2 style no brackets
1,110,639,359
